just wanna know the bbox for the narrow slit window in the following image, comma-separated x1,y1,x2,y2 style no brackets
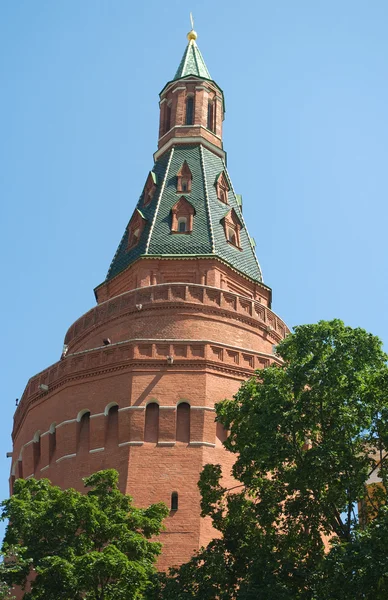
165,103,172,132
207,101,214,131
186,96,194,125
171,491,178,511
176,402,190,442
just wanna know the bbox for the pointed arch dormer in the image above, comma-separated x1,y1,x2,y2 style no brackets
171,197,196,234
221,208,243,249
127,209,147,250
176,161,192,193
143,171,158,207
215,171,230,204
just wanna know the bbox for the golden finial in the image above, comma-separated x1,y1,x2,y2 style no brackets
187,12,197,41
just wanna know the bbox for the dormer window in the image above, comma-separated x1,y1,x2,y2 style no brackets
171,197,195,234
215,171,230,205
130,227,140,247
127,209,147,250
185,95,194,125
221,208,243,249
176,161,192,193
143,171,158,207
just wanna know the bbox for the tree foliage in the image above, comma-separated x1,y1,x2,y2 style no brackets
153,320,388,599
0,469,168,599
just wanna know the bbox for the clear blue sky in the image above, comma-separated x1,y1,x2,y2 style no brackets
1,0,388,538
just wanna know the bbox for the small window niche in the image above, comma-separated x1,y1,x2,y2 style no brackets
143,171,158,207
171,197,195,234
127,209,147,250
176,161,192,193
171,491,179,511
207,99,215,132
221,208,243,249
185,95,194,125
215,171,230,205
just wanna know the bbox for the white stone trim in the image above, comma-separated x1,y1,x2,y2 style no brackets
118,406,144,412
127,441,144,446
40,465,50,472
40,431,50,437
56,419,77,429
118,441,131,447
159,406,176,410
90,413,104,419
25,474,34,480
158,441,176,446
56,453,76,463
89,447,104,454
189,441,216,448
190,406,215,411
146,147,175,253
171,86,186,93
154,138,225,162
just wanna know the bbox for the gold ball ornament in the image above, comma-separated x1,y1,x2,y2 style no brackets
187,29,198,41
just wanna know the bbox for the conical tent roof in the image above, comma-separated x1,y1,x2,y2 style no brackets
173,39,211,80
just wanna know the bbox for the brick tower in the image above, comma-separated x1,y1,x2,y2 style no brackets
11,27,289,569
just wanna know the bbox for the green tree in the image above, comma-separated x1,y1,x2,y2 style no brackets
0,469,168,599
153,320,388,599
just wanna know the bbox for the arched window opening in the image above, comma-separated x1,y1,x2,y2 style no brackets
49,425,57,463
144,403,159,443
220,188,228,204
77,411,91,453
33,432,41,471
185,96,194,125
176,402,190,443
207,100,214,131
181,179,188,192
178,217,187,233
171,491,178,511
129,227,140,249
105,404,119,447
228,227,237,245
165,102,172,133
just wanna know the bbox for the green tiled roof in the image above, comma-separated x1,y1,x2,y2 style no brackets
174,40,211,81
104,145,263,284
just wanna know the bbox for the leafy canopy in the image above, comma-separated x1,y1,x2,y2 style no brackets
153,320,388,600
0,469,168,600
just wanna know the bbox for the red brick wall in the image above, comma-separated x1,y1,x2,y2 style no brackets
11,265,288,576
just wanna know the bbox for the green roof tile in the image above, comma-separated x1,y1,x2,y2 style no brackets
174,40,211,81
105,144,263,284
